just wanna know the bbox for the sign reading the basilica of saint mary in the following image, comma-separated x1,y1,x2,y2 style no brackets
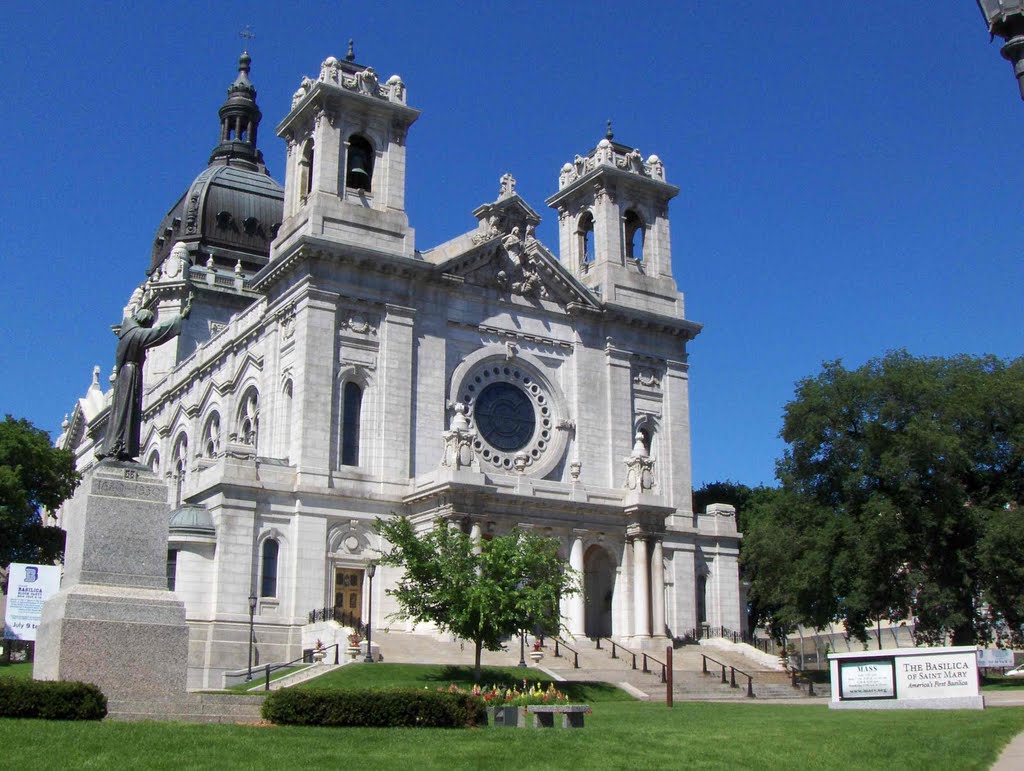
829,646,983,710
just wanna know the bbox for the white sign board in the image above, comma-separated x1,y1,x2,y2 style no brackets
838,659,896,699
829,646,983,710
3,563,61,641
977,649,1015,668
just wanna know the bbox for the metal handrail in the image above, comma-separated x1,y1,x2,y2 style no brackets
594,637,667,682
791,670,817,696
552,637,580,669
260,642,340,691
701,653,755,697
307,606,367,636
595,636,637,670
641,650,668,683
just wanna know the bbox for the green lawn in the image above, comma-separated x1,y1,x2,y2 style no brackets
982,674,1024,691
0,663,33,679
1,701,1022,770
296,662,633,702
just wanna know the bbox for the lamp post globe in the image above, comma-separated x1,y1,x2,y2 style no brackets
978,0,1024,99
364,562,376,664
246,592,257,681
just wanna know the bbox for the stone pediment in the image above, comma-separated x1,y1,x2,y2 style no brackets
437,227,599,310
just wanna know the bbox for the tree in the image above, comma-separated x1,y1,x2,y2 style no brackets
375,516,578,680
0,416,80,585
746,352,1024,646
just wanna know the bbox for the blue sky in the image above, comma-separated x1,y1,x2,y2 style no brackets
1,2,1020,488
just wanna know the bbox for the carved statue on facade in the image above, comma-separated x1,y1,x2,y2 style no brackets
98,299,192,462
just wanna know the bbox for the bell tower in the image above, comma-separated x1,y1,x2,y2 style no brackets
274,43,420,259
546,125,682,316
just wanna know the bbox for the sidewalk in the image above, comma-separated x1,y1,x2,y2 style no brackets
983,691,1024,770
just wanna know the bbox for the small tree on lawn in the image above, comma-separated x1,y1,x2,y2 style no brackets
375,516,578,681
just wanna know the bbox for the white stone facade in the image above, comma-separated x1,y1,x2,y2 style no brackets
56,51,742,688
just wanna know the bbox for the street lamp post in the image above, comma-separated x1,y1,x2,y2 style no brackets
978,0,1024,99
246,592,257,681
364,562,376,663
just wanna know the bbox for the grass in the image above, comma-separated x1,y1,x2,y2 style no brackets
1,701,1023,769
296,663,634,702
982,674,1024,691
0,663,33,679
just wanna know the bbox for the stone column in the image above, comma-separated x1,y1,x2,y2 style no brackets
632,538,650,638
568,533,585,637
651,539,666,637
469,522,482,555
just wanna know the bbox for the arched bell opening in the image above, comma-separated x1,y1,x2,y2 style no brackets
346,134,374,192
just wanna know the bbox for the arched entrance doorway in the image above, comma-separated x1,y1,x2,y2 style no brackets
584,545,615,638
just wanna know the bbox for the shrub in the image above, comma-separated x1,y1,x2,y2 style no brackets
0,679,107,720
262,688,486,728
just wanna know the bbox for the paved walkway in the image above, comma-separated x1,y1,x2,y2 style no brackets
986,691,1024,770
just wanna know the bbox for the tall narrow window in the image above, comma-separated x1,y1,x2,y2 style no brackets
260,539,279,598
172,434,188,507
300,140,314,197
280,380,293,460
166,549,178,591
576,212,594,266
345,135,374,191
341,382,363,466
624,210,644,261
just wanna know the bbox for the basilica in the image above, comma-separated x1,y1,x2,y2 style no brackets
56,47,742,688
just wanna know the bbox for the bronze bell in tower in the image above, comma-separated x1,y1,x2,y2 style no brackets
346,138,373,191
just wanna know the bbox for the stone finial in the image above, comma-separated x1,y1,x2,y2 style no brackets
631,430,649,458
346,39,355,62
606,119,614,140
450,402,470,432
90,365,101,391
441,403,476,470
499,173,516,199
61,414,70,431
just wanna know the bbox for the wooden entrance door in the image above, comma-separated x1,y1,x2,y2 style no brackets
334,567,364,626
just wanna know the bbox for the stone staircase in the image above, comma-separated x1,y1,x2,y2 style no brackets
328,631,828,702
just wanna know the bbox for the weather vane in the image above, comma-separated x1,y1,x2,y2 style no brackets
240,25,255,45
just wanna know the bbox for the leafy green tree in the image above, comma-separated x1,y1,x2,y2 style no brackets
375,516,578,680
0,416,79,585
755,352,1024,646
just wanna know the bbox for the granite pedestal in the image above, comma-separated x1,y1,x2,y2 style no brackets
35,461,188,699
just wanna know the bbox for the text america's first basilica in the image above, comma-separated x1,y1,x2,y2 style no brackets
56,47,743,687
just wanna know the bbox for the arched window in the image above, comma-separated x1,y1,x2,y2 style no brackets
345,135,374,191
201,412,221,458
237,389,259,447
300,140,314,197
260,538,279,598
172,433,188,507
341,382,363,467
624,210,644,261
576,212,594,266
147,450,161,477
